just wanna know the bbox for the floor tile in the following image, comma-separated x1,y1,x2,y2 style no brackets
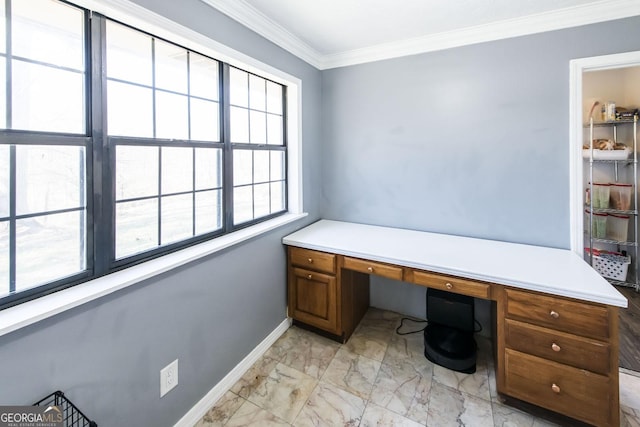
246,362,317,424
359,402,424,427
193,391,244,427
224,400,290,427
491,401,561,427
621,371,640,410
344,323,392,362
265,326,341,379
369,357,432,424
622,405,640,427
293,381,366,427
426,381,494,426
321,346,381,400
230,355,279,399
432,360,491,401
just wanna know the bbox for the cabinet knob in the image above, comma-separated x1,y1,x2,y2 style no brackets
549,310,560,319
307,258,313,263
307,274,312,280
551,343,561,352
445,283,453,290
367,267,374,272
551,383,561,393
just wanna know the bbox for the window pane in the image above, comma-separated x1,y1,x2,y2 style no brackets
271,181,285,213
190,53,218,100
249,75,266,111
0,145,8,218
190,98,219,142
233,149,252,186
161,193,192,245
266,81,283,114
270,151,284,181
116,199,158,259
156,91,188,140
13,0,83,70
254,183,270,218
267,114,283,145
115,146,158,200
0,1,5,55
13,61,84,134
254,151,269,183
230,67,248,107
0,58,5,129
0,221,7,297
16,145,85,215
162,146,192,194
155,40,187,93
195,148,221,190
16,210,85,291
106,21,152,86
107,81,153,137
233,186,252,224
195,189,221,234
250,111,266,144
230,106,249,143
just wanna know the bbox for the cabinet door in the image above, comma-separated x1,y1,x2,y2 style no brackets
288,267,339,334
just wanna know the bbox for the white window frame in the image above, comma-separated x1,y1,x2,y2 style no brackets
0,0,305,336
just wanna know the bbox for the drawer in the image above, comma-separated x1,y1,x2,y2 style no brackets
290,247,336,274
505,319,610,375
343,256,404,280
505,288,609,340
504,349,611,427
409,270,491,299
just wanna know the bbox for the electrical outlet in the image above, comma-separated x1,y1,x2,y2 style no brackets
160,359,178,397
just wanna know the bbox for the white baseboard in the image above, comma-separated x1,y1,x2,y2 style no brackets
174,317,292,427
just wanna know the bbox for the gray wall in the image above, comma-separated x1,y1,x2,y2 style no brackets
0,1,322,426
320,18,640,320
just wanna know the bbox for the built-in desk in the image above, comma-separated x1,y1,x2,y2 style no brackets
283,220,627,427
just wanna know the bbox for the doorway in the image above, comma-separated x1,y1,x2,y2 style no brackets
570,51,640,372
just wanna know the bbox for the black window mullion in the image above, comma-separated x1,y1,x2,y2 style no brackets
221,63,233,232
90,12,109,275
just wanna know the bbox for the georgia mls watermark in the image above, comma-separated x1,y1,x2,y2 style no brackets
0,406,63,427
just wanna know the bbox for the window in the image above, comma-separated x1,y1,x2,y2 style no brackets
0,0,290,308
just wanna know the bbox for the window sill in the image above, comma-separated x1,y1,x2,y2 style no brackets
0,212,307,338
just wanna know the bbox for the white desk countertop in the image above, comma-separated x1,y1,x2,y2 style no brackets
283,220,627,308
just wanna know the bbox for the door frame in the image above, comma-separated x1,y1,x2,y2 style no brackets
569,51,640,255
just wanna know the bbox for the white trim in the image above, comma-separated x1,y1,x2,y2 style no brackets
0,213,306,337
173,317,292,427
198,0,322,70
569,51,640,255
199,0,640,69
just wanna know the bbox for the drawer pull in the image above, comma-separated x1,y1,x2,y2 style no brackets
367,267,374,272
551,383,561,393
549,310,560,319
445,282,453,290
307,258,313,263
307,274,313,280
551,343,561,352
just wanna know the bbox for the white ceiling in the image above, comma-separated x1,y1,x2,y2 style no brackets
201,0,640,69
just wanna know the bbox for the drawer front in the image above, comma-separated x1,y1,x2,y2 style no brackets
504,349,611,427
505,319,610,375
410,270,491,299
343,256,403,280
505,288,609,339
290,247,336,274
288,267,338,334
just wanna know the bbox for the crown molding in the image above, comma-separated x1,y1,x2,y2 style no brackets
201,0,640,70
199,0,323,69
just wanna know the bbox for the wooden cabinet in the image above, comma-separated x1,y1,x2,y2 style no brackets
499,288,619,427
287,247,368,341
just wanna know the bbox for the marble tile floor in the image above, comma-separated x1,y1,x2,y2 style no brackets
195,308,640,427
